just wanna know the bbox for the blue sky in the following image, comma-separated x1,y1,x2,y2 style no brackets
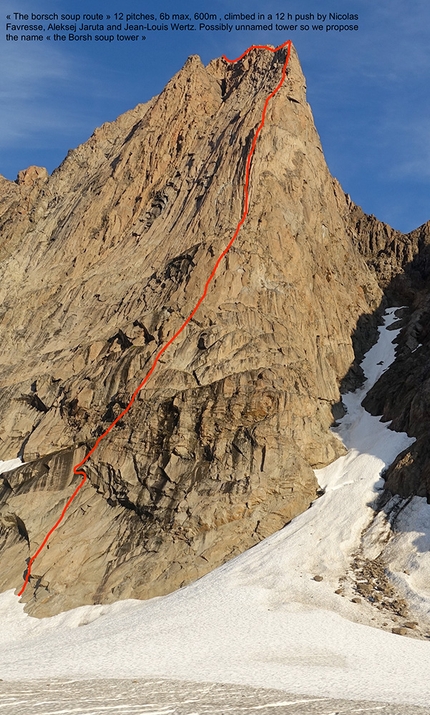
0,0,429,233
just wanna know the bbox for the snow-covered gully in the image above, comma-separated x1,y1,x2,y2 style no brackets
1,307,429,710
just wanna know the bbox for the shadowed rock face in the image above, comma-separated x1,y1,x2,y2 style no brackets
0,44,423,617
342,205,430,501
357,225,430,503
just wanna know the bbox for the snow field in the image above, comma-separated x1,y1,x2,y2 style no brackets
0,307,429,707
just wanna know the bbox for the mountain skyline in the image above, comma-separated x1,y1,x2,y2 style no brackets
1,0,430,234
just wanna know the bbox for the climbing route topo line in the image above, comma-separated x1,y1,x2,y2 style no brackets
17,39,293,597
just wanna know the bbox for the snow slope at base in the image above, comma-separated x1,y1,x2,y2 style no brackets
377,494,430,626
1,308,429,706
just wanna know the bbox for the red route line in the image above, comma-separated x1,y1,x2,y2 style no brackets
17,39,292,597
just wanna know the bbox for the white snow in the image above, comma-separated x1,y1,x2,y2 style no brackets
379,495,430,622
0,458,23,474
1,307,429,706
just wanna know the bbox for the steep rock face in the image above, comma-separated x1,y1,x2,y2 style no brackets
0,45,383,616
359,225,430,503
338,201,430,501
346,203,430,293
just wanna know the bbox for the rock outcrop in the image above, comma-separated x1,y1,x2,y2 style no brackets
0,43,425,617
358,221,430,503
334,199,430,501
